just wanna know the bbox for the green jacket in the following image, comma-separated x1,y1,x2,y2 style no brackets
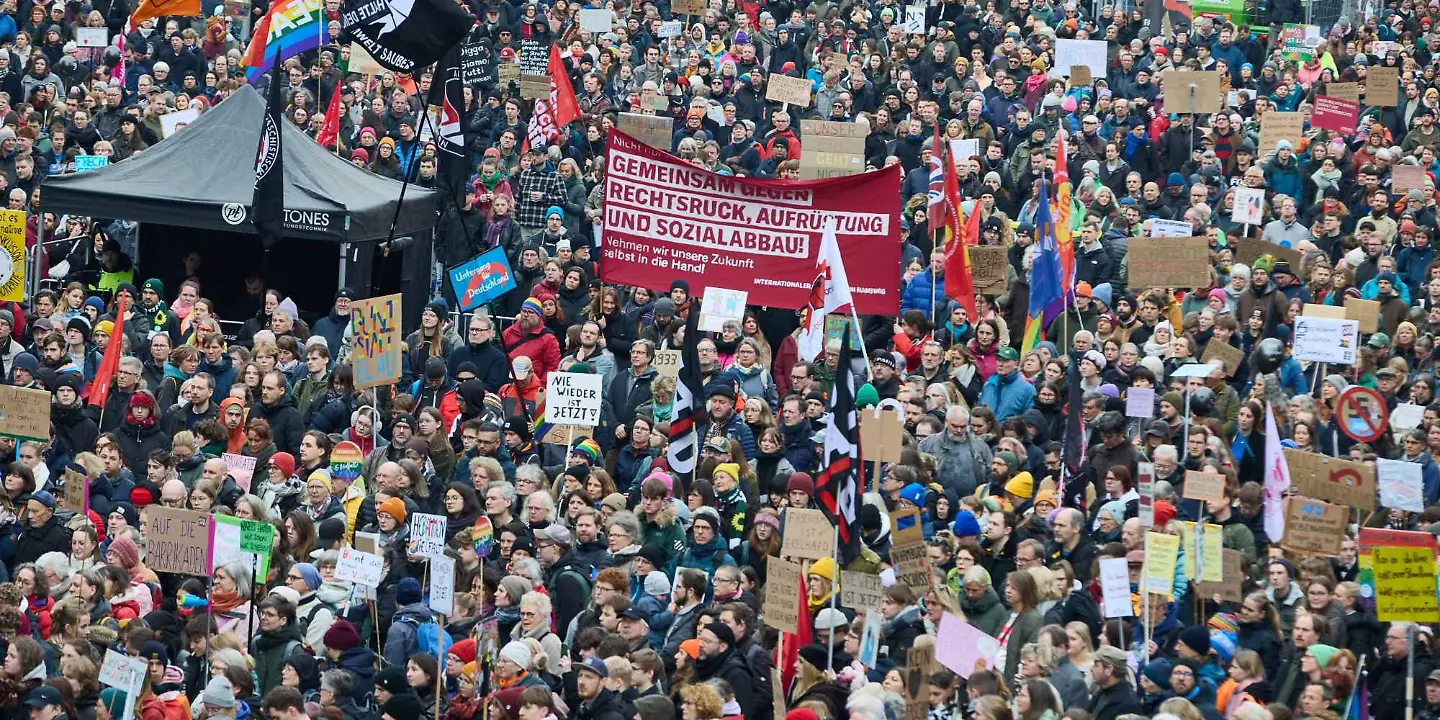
293,372,331,424
251,622,305,697
641,502,685,574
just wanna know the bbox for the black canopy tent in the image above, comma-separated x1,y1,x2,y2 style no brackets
40,84,441,324
42,84,440,240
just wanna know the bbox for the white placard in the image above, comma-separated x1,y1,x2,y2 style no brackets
949,138,979,168
100,649,147,720
1293,316,1359,364
407,513,448,559
1099,557,1132,618
544,371,603,427
1171,363,1221,379
1054,39,1109,81
903,6,925,33
1377,458,1425,513
159,107,200,138
1391,403,1426,431
429,555,456,615
335,547,384,586
698,286,748,332
76,27,108,47
1149,219,1193,238
579,8,611,32
1232,186,1265,225
657,20,683,37
1126,386,1155,418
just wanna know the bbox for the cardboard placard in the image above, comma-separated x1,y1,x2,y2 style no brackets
1392,165,1428,192
765,73,813,107
1182,522,1224,581
654,349,681,378
1234,237,1302,268
1312,96,1361,134
61,468,88,517
542,419,594,445
904,645,932,720
1143,532,1180,597
839,570,884,609
617,113,672,150
782,507,834,560
1194,548,1245,602
859,407,904,464
351,293,402,389
1054,38,1108,81
545,372,603,427
100,649,147,720
1165,71,1224,113
519,75,551,99
1182,470,1227,504
145,507,211,576
801,119,868,139
1257,112,1305,156
1326,82,1361,102
798,150,864,179
698,286,747,333
1284,449,1377,511
1232,186,1266,225
1127,236,1211,288
1345,297,1382,333
672,0,706,14
902,5,925,33
1282,495,1348,554
578,7,611,32
1150,219,1194,238
1372,545,1440,621
890,507,924,546
656,20,683,38
0,385,52,440
237,518,273,555
969,245,1007,292
762,556,803,633
1070,65,1092,85
497,62,520,85
1201,340,1244,376
891,539,932,596
349,45,383,75
1367,66,1399,106
1302,303,1347,319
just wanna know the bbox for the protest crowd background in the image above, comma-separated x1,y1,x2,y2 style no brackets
10,4,1440,720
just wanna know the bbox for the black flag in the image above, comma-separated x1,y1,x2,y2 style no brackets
814,324,861,566
427,42,469,203
342,0,474,74
252,54,285,248
667,306,703,477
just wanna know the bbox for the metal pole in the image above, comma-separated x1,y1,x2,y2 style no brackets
1408,623,1416,720
827,522,839,673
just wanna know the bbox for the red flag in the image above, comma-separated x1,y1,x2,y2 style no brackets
525,45,582,152
775,563,814,697
88,294,128,407
943,143,977,318
316,87,342,150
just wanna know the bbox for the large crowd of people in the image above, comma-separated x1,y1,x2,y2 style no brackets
1,3,1440,720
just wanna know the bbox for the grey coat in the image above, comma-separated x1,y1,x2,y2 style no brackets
918,430,994,497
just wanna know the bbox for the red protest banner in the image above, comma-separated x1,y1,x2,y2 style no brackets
599,129,902,315
1312,96,1361,134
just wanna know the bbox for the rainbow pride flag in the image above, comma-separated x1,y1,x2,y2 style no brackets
241,0,325,82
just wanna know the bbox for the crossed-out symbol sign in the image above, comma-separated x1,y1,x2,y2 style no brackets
1336,386,1389,444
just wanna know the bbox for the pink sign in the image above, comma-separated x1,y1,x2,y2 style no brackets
1312,96,1360,134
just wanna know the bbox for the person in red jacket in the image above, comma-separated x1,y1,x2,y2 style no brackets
502,298,561,382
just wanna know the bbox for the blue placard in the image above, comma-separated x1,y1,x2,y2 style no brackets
448,247,517,312
73,155,109,173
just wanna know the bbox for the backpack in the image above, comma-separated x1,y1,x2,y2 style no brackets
556,567,592,602
299,597,339,647
397,614,454,666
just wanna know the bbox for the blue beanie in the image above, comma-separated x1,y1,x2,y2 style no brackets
545,205,564,221
294,562,322,592
952,512,982,538
899,483,926,507
1167,172,1186,186
396,577,422,606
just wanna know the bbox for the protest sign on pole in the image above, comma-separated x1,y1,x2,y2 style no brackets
430,555,456,615
145,507,211,576
600,129,900,314
100,649,148,720
1231,187,1265,225
935,612,998,678
351,294,402,389
448,247,516,312
1285,450,1376,510
210,514,271,578
1293,316,1359,364
544,372,603,427
1372,546,1440,622
1282,496,1348,554
1194,550,1244,602
1143,533,1179,597
698,287,748,332
222,453,257,492
782,508,835,559
762,557,803,633
335,547,385,586
1126,387,1155,418
839,570,883,608
0,209,24,303
408,513,448,558
1099,557,1132,618
0,384,49,440
1377,459,1425,513
1312,96,1361,134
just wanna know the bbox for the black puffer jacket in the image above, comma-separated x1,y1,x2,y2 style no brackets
248,394,305,455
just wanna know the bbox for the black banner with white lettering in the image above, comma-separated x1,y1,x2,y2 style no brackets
342,0,474,73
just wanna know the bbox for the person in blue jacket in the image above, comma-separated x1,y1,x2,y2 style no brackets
979,347,1036,421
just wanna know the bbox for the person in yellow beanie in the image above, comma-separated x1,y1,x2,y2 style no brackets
1004,472,1035,514
711,462,748,543
806,556,836,616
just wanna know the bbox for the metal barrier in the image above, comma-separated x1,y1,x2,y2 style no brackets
1306,0,1379,30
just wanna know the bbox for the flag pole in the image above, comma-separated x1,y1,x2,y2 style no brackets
827,521,838,673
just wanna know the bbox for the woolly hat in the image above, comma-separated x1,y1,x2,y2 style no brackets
808,556,836,581
139,640,169,666
1309,644,1339,667
637,545,668,569
571,438,601,463
1160,391,1184,410
1034,488,1058,509
396,577,422,606
713,463,740,483
545,205,564,221
679,639,701,659
644,571,671,597
1153,500,1177,527
268,452,296,478
952,512,982,537
798,644,830,670
450,638,477,664
293,562,321,591
499,641,533,670
520,297,544,317
382,694,424,720
378,497,407,523
1004,472,1034,499
1142,658,1173,690
899,482,927,507
786,472,814,495
1179,625,1211,656
323,619,362,651
109,533,140,568
308,468,332,494
202,677,235,709
1211,631,1238,663
1208,612,1239,637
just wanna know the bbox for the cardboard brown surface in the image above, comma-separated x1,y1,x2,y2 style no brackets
762,557,804,633
1234,238,1303,268
1345,298,1382,333
1282,495,1349,554
1258,112,1306,157
1367,67,1399,106
1326,82,1360,102
0,385,53,440
840,570,884,609
1393,165,1428,192
145,507,212,576
1165,71,1224,113
1182,471,1227,503
1201,341,1244,376
1194,549,1245,602
1303,303,1348,319
782,508,835,560
617,113,673,150
859,408,905,464
891,540,932,596
1285,449,1377,510
970,245,1007,292
766,74,813,106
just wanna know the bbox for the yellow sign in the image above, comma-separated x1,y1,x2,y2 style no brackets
0,209,25,302
1143,532,1180,598
1182,522,1224,582
1373,546,1440,622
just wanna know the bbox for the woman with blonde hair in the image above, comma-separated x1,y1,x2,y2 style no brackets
1217,649,1267,716
680,682,724,720
511,592,562,671
1027,566,1060,616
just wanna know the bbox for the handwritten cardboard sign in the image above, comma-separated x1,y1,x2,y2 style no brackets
1182,471,1227,504
0,385,52,440
62,468,88,517
762,556,804,633
145,507,211,576
891,539,932,597
222,453,256,492
840,570,884,608
1165,71,1223,113
1284,449,1376,511
1194,548,1245,602
1283,495,1348,555
1201,340,1244,376
1128,237,1211,288
654,349,681,379
238,519,273,555
617,113,672,150
1326,82,1361,102
1392,164,1428,192
765,73,813,107
407,513,448,559
1257,112,1305,157
969,245,1007,292
782,508,834,560
1367,66,1399,106
1235,237,1302,268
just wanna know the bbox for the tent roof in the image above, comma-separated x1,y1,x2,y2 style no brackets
42,85,440,243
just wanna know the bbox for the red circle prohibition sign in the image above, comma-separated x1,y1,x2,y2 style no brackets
1336,386,1389,444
